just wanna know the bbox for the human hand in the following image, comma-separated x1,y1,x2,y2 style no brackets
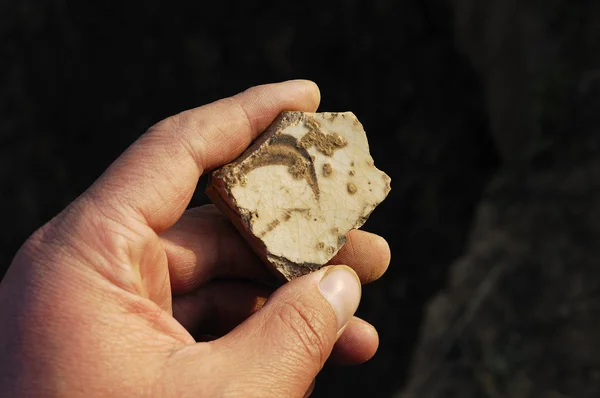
0,80,390,397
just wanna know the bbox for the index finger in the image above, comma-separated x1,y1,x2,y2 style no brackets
83,80,321,232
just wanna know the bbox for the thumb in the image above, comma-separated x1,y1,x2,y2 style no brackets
214,265,361,397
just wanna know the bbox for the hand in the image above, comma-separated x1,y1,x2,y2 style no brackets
0,80,390,397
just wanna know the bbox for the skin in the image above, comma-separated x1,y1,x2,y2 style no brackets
0,80,391,397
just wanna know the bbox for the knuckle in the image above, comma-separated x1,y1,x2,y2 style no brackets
230,96,255,132
20,201,86,260
24,194,157,296
19,223,58,263
274,300,330,366
148,111,208,171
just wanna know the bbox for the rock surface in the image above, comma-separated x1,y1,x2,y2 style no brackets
396,163,600,398
206,111,391,280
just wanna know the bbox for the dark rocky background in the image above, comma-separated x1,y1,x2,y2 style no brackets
2,0,599,397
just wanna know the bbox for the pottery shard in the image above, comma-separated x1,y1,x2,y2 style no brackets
206,111,391,281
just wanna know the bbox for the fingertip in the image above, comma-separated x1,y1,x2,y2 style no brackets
358,232,391,282
330,317,379,365
372,234,391,276
332,231,391,284
289,79,321,110
355,317,379,344
232,79,321,137
266,79,321,111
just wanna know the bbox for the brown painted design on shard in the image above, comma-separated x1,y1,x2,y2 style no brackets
239,134,320,200
258,207,312,238
305,116,321,131
259,219,281,238
347,182,357,194
299,116,348,156
289,158,309,179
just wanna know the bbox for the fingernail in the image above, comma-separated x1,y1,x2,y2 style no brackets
318,266,361,331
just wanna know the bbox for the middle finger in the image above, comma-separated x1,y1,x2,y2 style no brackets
161,205,391,294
